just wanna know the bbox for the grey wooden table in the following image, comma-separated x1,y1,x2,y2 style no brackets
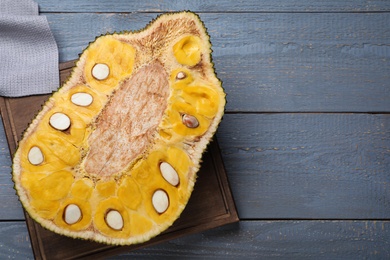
1,1,389,258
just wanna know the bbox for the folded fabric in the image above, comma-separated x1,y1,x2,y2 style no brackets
1,0,38,15
0,0,59,97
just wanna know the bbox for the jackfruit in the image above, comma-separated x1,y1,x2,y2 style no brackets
12,11,225,245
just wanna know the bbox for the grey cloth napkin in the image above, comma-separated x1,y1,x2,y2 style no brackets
0,0,59,97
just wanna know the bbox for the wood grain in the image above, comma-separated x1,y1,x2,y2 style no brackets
42,13,390,112
109,221,390,259
35,0,390,12
1,221,389,259
217,113,390,219
0,222,33,259
0,121,24,220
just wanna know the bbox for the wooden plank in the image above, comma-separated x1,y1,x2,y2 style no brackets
44,13,390,112
0,222,33,259
1,221,389,259
0,119,24,220
35,0,390,12
110,221,390,259
217,113,390,219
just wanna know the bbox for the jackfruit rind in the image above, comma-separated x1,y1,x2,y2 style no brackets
12,11,225,245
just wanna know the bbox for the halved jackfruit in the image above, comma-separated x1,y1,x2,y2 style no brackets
12,11,225,245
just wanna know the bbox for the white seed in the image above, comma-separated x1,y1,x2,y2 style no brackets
160,162,179,186
92,63,110,80
182,114,199,128
49,112,71,131
152,190,169,214
28,146,44,165
64,204,82,225
176,71,186,80
105,210,124,230
71,92,93,107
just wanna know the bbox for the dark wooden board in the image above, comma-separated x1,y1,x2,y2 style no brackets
35,0,390,12
1,220,389,259
0,61,238,259
218,113,390,219
42,13,390,112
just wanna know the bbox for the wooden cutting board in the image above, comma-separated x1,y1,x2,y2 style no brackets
0,60,238,259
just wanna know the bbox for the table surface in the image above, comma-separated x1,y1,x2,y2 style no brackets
1,1,389,259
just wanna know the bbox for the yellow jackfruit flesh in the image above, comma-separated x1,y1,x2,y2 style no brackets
12,11,225,245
